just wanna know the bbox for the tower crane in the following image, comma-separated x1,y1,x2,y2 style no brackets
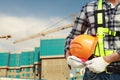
13,14,76,44
13,23,74,44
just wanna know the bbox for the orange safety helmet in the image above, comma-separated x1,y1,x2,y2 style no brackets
70,34,98,60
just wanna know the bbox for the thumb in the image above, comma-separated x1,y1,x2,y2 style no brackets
86,64,92,68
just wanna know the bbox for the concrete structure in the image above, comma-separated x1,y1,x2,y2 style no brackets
0,38,71,80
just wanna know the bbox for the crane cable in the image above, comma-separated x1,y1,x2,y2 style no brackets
40,14,74,32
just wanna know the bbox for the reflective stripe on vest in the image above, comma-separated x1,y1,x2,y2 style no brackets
94,0,115,56
94,27,115,56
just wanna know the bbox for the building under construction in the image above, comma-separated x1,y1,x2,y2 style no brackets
0,38,70,80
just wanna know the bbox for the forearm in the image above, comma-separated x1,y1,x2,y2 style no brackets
103,52,120,63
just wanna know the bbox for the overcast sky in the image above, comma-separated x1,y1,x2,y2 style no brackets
0,0,93,53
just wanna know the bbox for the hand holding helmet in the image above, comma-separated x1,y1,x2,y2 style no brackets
67,55,86,68
85,57,110,73
67,34,98,68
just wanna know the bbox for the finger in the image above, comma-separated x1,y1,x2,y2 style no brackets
85,60,92,65
69,56,86,64
71,56,82,61
87,65,100,73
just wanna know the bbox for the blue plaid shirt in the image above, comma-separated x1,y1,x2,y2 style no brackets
65,0,120,66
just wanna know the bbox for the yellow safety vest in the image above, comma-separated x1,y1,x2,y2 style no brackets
94,0,117,56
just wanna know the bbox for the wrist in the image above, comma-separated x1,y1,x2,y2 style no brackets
103,52,120,63
103,56,111,63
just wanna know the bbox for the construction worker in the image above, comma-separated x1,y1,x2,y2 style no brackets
65,0,120,80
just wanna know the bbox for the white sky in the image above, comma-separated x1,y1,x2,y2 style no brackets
0,14,72,53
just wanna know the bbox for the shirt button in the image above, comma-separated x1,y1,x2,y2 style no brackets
110,44,113,46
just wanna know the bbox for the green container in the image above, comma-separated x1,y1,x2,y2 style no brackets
0,52,10,67
21,51,34,66
34,47,40,63
9,54,20,67
40,38,65,57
